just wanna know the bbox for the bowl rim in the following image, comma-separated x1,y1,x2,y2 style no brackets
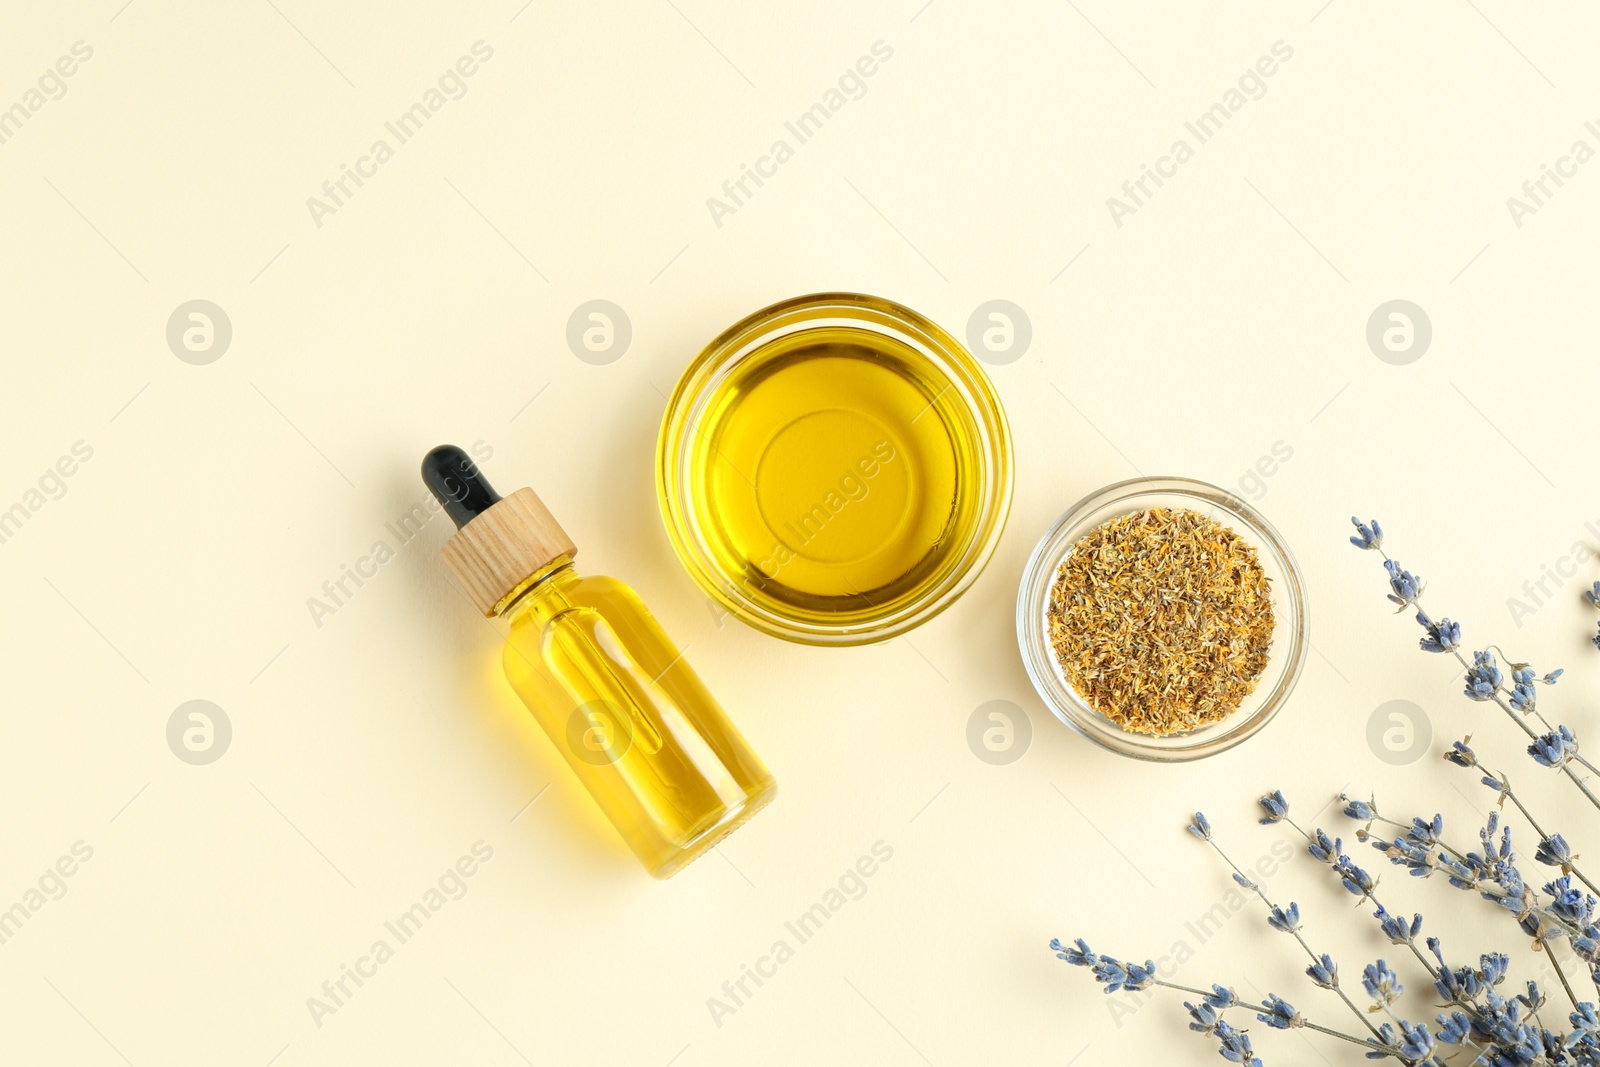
656,292,1014,646
1015,476,1308,761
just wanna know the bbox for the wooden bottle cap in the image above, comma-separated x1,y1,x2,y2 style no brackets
439,487,577,616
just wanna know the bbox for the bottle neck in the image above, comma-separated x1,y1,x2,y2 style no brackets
494,555,577,617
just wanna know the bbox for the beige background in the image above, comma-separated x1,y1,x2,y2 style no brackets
3,1,1599,1064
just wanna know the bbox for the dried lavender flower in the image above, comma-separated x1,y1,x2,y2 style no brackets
1417,613,1460,653
1257,993,1302,1030
1529,726,1578,769
1266,902,1301,934
1464,650,1502,701
1361,959,1403,1006
1257,790,1289,824
1382,559,1423,609
1536,834,1573,870
1349,516,1383,551
1305,954,1338,989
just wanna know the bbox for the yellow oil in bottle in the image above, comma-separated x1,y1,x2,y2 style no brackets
500,563,776,879
499,563,774,883
422,445,775,879
688,327,983,630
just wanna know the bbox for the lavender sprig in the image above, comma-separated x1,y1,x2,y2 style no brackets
1274,800,1455,990
1051,938,1387,1060
1348,517,1600,809
1446,738,1600,899
1272,795,1501,1061
1053,794,1600,1066
1189,810,1392,1047
1342,796,1595,1011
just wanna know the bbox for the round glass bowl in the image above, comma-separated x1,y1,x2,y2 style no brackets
1016,477,1307,761
657,293,1013,646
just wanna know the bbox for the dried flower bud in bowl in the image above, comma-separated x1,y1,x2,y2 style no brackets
1016,477,1307,761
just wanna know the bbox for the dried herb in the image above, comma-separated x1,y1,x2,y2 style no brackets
1047,507,1273,735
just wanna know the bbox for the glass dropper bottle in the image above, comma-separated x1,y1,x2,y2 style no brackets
421,445,776,878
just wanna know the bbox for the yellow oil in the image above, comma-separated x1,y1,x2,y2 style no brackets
688,327,983,627
500,561,776,878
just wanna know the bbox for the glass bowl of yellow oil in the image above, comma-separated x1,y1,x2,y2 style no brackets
656,293,1013,645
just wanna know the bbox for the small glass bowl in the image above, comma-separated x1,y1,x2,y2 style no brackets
657,293,1012,646
1016,477,1307,761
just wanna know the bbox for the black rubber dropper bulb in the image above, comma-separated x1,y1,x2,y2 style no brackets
421,444,502,530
